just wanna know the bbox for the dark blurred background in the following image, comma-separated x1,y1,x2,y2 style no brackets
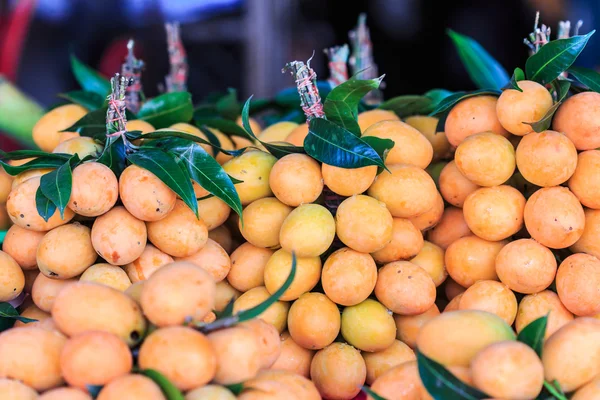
2,0,600,107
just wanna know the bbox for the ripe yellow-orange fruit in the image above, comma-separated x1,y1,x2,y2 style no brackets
37,223,97,279
214,280,241,312
516,290,574,339
394,304,440,348
169,122,213,154
556,253,600,316
32,104,87,151
52,282,147,346
409,241,447,286
14,304,50,328
516,130,577,187
234,286,290,333
185,385,235,400
238,197,292,248
405,115,451,161
213,130,237,164
140,326,217,390
279,204,335,257
471,341,544,399
264,249,321,301
321,164,377,196
208,225,233,253
524,187,585,249
60,331,132,389
572,378,600,400
197,196,231,231
463,185,525,241
11,168,53,189
363,340,415,385
124,244,173,283
455,132,515,186
227,243,272,292
444,95,509,147
126,119,155,134
553,91,600,150
119,165,176,221
91,206,147,265
496,239,556,294
371,218,423,263
368,164,438,218
375,261,436,315
543,318,600,392
240,318,281,368
496,80,554,135
321,247,377,306
427,206,472,249
222,150,276,205
176,239,230,282
68,162,118,217
287,292,340,350
0,168,12,203
271,331,315,378
258,121,297,143
53,137,103,158
417,310,516,367
245,370,320,400
459,280,518,325
369,361,422,400
571,208,600,259
2,225,45,270
0,250,24,301
80,263,132,291
357,109,400,132
57,131,79,143
0,326,66,390
39,387,92,400
439,160,480,208
6,176,74,231
363,120,433,168
444,294,463,312
0,378,38,400
31,273,77,312
408,192,444,231
97,374,166,400
208,326,260,385
141,261,215,326
284,123,308,146
310,342,366,400
445,235,505,287
269,154,323,206
341,299,396,352
569,150,600,209
336,195,393,253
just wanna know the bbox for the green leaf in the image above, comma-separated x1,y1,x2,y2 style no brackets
361,386,388,400
97,135,127,178
226,383,244,395
274,80,332,108
70,54,111,97
447,29,510,91
162,137,243,219
193,104,218,118
249,98,273,113
215,298,236,319
0,302,38,325
362,136,395,164
524,80,571,133
417,350,489,400
568,66,600,93
137,92,194,129
517,315,548,358
424,89,455,107
127,148,198,217
379,95,434,118
0,231,5,246
39,155,79,219
541,381,568,400
62,107,108,138
0,157,65,176
194,117,250,139
35,187,57,222
526,31,595,84
58,90,106,111
429,89,501,117
305,118,385,169
216,88,241,120
143,130,245,157
240,97,305,158
510,67,526,91
0,149,70,161
324,76,384,136
141,369,185,400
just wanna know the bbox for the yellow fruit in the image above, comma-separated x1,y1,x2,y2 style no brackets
570,208,600,259
445,235,505,288
119,165,177,222
279,204,335,257
310,342,366,400
287,292,340,350
439,160,480,208
568,150,600,209
233,286,290,333
321,247,377,306
197,196,231,230
321,164,377,196
0,378,38,400
427,206,472,249
238,197,292,248
375,261,436,315
176,239,231,282
11,168,53,190
454,132,515,186
126,119,155,134
68,162,118,217
271,331,315,377
124,244,174,283
336,195,393,253
31,273,77,312
404,115,451,161
32,104,87,151
258,121,297,143
459,280,518,325
285,124,309,146
264,249,321,301
39,387,92,400
208,326,261,385
52,137,103,158
409,241,447,287
363,340,415,385
222,150,277,205
556,253,600,316
357,109,399,132
269,154,323,206
97,374,166,400
394,304,440,348
369,361,422,400
496,80,554,135
0,250,24,301
80,263,132,291
341,299,396,352
553,91,600,150
240,318,281,368
91,206,147,265
227,243,273,292
516,290,574,339
14,304,50,328
371,218,423,263
185,385,236,400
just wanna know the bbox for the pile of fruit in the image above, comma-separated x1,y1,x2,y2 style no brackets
2,13,600,400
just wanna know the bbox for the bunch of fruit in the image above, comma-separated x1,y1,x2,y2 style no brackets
3,12,600,400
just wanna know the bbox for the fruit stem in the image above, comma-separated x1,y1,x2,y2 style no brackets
349,13,383,104
282,54,325,121
106,73,136,152
165,22,188,93
523,11,551,55
324,44,350,88
121,39,144,114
